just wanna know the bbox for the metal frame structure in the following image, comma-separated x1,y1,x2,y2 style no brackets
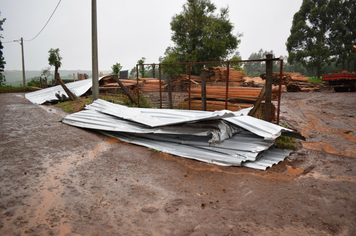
136,57,284,124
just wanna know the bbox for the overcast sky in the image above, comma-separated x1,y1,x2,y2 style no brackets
1,0,303,72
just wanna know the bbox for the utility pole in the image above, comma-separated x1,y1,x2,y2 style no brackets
20,37,26,89
91,0,99,100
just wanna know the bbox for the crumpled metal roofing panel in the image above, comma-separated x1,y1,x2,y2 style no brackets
61,109,241,143
61,100,294,170
25,77,104,105
224,115,292,140
97,130,290,168
85,99,236,127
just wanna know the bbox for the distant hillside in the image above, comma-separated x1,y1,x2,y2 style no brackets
3,70,110,86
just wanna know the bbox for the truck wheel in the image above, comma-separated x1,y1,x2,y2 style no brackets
334,87,348,92
350,81,356,92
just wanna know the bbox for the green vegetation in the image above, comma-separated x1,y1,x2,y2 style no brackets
0,85,30,93
308,77,323,83
275,135,298,151
161,0,241,75
286,0,356,78
137,57,146,78
27,77,41,87
275,123,298,151
54,92,154,114
111,62,122,75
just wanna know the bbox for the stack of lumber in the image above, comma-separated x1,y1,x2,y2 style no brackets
99,76,140,93
179,100,254,111
170,74,201,91
203,67,245,83
260,72,321,92
242,77,265,87
138,78,166,92
190,86,263,102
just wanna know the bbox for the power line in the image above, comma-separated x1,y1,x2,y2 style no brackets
25,0,61,42
2,0,62,44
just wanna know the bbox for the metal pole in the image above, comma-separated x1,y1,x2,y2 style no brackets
20,37,26,88
136,65,140,107
159,64,162,109
225,62,230,110
91,0,99,101
265,54,273,122
188,63,191,110
276,59,283,125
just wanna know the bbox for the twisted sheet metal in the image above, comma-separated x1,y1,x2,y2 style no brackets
25,77,104,105
61,99,294,170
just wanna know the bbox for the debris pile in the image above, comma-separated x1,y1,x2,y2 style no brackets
61,99,298,170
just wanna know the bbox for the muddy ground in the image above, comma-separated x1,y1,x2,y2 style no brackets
0,91,355,236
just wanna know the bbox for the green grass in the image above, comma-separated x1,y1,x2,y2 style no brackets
275,135,298,150
53,92,154,114
275,123,298,150
0,85,32,93
307,77,323,83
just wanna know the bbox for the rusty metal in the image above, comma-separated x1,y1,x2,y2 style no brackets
265,54,273,122
276,59,283,125
225,62,230,110
136,57,283,123
136,64,139,107
159,64,162,109
188,63,191,110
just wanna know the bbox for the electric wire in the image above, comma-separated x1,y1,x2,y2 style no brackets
1,0,61,44
24,0,62,42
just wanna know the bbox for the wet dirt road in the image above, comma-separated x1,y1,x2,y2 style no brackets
0,92,355,236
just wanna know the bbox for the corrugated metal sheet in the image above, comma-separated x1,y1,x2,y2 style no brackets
85,99,236,127
25,77,104,105
61,99,296,170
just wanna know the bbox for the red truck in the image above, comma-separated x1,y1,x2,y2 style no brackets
322,69,356,92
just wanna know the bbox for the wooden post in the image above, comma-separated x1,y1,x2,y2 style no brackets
201,70,207,111
248,84,266,117
265,54,273,122
111,75,136,104
77,72,80,81
55,72,78,100
73,73,76,82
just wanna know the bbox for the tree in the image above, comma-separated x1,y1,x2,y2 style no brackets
286,0,333,78
163,0,241,75
245,49,275,77
137,57,146,78
48,48,78,100
229,51,245,72
328,0,356,71
111,62,123,75
0,18,6,86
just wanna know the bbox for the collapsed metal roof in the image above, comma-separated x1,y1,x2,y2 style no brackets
61,99,295,170
25,77,104,104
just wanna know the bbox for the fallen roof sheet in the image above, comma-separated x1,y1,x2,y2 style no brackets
61,99,296,170
85,99,236,127
25,77,104,105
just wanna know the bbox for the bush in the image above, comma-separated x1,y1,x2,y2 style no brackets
27,77,41,87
